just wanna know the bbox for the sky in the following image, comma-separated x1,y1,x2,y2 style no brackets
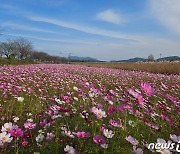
0,0,180,61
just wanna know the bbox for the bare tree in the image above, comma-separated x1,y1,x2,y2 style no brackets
0,43,3,57
0,40,17,58
30,50,67,63
14,38,33,60
30,51,48,62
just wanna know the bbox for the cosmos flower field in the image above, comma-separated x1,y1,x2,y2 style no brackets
0,64,179,154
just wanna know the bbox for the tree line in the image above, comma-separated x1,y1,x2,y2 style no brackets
0,37,67,63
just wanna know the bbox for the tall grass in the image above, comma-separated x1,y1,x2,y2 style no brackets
78,62,180,74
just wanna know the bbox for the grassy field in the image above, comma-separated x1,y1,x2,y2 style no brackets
0,64,179,153
78,62,180,74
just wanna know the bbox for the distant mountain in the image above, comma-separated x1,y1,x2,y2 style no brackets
69,56,100,62
157,56,180,62
111,57,147,63
111,56,180,63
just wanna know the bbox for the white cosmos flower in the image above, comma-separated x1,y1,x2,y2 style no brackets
63,131,75,138
133,146,143,154
80,111,89,119
1,122,17,132
17,97,24,102
26,113,32,116
94,108,107,119
73,86,78,91
73,97,78,101
108,101,114,105
85,82,89,86
0,132,13,143
55,98,65,105
103,129,114,138
61,126,67,131
38,129,45,134
128,120,136,127
170,134,180,142
64,145,76,154
36,134,45,142
156,138,171,154
0,140,3,147
101,144,108,148
89,92,95,98
13,117,19,123
51,114,62,119
27,118,33,122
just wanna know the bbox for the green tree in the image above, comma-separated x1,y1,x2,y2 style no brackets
148,54,155,61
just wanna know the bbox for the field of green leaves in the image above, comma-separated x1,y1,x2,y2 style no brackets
0,64,179,154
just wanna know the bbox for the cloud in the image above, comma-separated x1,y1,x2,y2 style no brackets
149,0,180,35
29,16,140,41
96,9,124,24
0,4,16,10
3,23,57,34
4,32,100,45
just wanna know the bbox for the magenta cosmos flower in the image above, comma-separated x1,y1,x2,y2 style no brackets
109,119,121,127
141,82,154,97
9,128,23,137
24,122,36,130
93,135,106,144
76,132,90,138
22,140,28,146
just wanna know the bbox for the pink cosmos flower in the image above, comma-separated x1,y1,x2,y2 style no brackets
93,135,106,145
127,89,145,103
63,96,70,103
125,135,139,146
46,132,55,141
166,94,178,103
104,95,112,101
91,107,97,113
100,126,105,132
141,82,154,97
28,88,33,93
137,95,144,103
24,122,36,130
144,120,160,130
9,128,23,138
22,140,28,146
109,89,117,96
109,119,121,127
76,132,90,138
127,88,139,98
160,113,172,123
91,107,107,119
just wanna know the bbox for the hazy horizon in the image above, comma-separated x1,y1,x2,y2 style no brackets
0,0,180,61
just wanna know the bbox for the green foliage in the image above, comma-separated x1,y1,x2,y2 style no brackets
0,58,38,65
